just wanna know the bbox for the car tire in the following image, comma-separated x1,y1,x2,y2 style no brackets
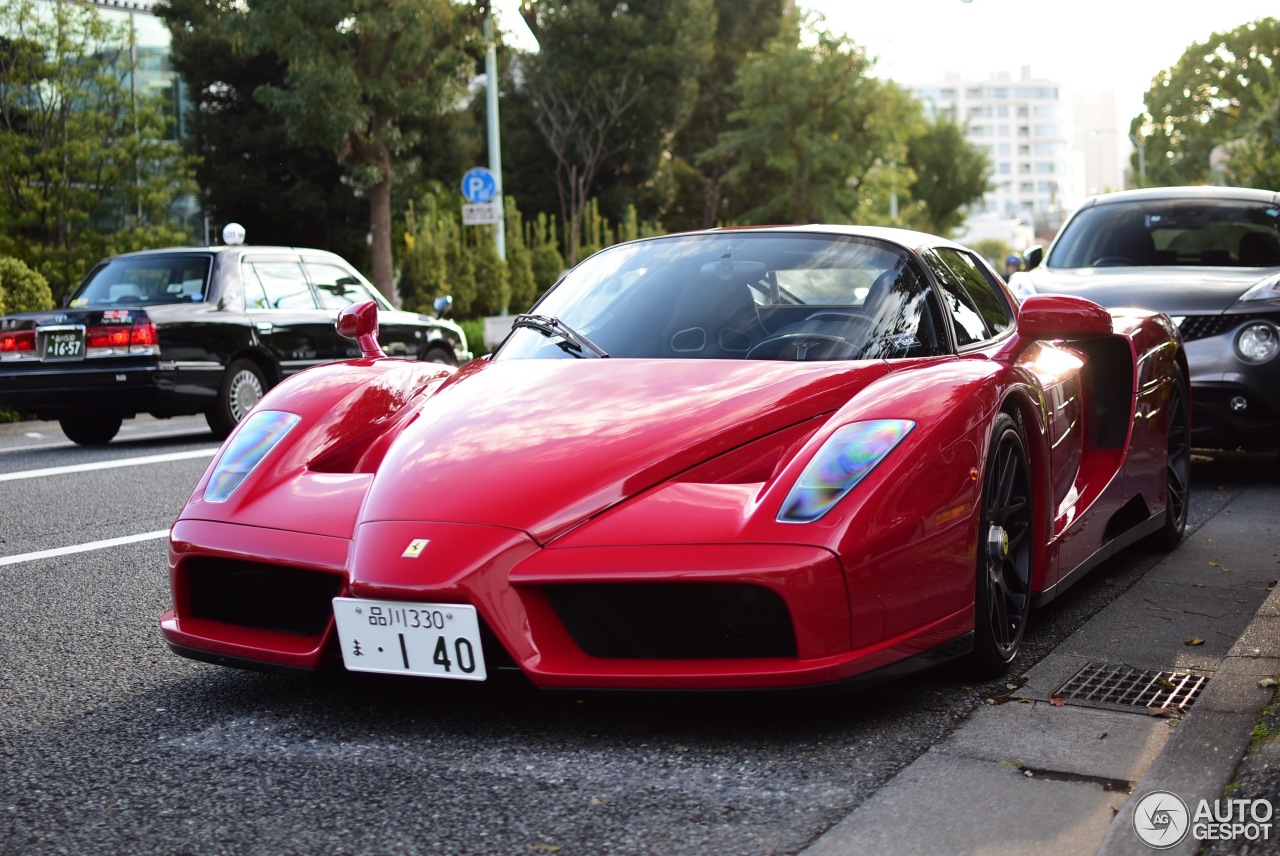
206,359,267,440
422,345,454,365
967,412,1034,678
1145,365,1191,550
58,412,123,445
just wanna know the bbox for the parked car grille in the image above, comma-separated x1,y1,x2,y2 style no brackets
545,582,797,659
1178,312,1280,341
185,558,343,636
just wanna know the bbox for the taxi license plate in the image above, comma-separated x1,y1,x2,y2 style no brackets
332,597,486,681
43,329,84,360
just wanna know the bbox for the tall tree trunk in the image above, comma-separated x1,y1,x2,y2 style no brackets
369,164,395,304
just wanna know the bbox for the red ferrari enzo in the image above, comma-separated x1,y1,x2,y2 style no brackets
160,226,1190,690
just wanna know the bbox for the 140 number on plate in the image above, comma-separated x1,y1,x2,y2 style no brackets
332,597,487,681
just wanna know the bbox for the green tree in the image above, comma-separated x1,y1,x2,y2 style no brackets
244,0,482,301
664,0,787,231
905,117,991,236
1223,87,1280,189
705,16,914,225
1131,17,1280,186
0,0,195,298
513,0,714,254
156,0,368,264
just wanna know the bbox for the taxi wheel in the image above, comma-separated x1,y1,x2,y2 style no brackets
207,359,267,440
58,412,123,445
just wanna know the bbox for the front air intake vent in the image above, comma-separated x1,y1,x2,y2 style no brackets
185,558,343,636
545,582,797,660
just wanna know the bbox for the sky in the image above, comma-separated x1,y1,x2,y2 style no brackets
489,0,1277,119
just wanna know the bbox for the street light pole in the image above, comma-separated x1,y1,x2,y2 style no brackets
483,14,505,261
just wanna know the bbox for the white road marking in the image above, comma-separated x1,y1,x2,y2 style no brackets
0,529,170,567
0,447,217,482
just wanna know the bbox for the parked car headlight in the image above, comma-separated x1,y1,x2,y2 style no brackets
1240,274,1280,302
204,411,301,502
1236,323,1280,364
778,420,915,523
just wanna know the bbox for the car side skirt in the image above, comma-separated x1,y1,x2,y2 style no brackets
1031,509,1164,608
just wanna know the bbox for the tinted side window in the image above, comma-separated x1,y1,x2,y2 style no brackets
244,261,316,310
922,250,988,346
934,249,1015,338
307,262,384,310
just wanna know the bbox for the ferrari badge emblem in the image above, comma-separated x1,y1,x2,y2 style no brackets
401,538,429,558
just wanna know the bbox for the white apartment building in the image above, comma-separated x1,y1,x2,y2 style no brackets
913,67,1072,238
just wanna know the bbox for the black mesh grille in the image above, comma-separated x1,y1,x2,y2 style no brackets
1179,313,1280,341
186,558,343,636
545,582,797,659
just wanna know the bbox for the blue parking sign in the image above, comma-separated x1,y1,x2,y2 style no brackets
461,167,497,204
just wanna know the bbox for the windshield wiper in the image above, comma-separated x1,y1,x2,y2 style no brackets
511,313,610,358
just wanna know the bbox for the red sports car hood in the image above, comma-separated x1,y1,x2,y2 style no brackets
360,358,890,541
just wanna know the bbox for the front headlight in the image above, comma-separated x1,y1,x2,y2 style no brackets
1236,323,1280,364
1240,274,1280,303
204,410,301,502
777,420,915,523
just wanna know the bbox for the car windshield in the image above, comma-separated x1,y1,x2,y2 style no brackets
69,254,213,307
1047,198,1280,269
497,232,943,361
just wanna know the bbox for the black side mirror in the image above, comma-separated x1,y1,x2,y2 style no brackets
1023,245,1044,272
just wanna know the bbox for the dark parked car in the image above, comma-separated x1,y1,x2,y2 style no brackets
1010,186,1280,451
0,245,471,444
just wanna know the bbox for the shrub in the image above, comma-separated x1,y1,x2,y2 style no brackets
0,256,55,314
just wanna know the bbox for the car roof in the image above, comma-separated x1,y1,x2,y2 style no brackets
1076,185,1280,209
664,223,971,253
104,245,349,261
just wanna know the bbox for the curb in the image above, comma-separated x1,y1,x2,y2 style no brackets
1095,583,1280,855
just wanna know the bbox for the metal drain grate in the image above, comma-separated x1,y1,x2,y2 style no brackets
1053,663,1210,714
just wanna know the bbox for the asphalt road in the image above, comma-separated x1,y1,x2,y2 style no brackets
0,416,1269,855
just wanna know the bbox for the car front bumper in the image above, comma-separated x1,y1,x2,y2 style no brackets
161,518,975,691
1184,329,1280,450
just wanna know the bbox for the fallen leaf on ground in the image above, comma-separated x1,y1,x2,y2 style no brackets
1185,637,1205,646
1259,678,1279,689
1050,696,1065,707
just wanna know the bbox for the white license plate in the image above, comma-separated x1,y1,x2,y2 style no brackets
332,597,486,681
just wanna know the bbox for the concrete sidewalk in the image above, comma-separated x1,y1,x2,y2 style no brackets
803,483,1280,856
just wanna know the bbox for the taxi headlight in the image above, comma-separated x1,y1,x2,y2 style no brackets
204,410,300,502
1236,323,1279,364
777,420,915,523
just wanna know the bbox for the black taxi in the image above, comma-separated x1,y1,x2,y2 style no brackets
0,245,470,444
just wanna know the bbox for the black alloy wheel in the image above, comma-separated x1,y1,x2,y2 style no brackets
58,411,123,445
968,412,1034,677
1148,365,1191,550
